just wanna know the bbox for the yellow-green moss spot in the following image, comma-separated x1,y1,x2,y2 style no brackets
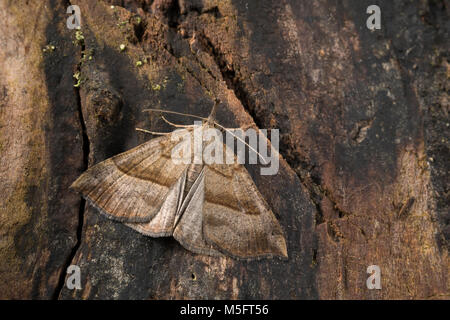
42,44,56,53
80,48,94,63
119,44,126,51
162,77,169,88
117,20,127,27
73,72,82,87
74,30,85,46
75,30,84,41
152,84,161,91
136,60,143,67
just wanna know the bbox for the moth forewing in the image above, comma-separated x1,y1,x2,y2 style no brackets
173,167,223,257
70,136,183,223
202,161,288,260
124,169,187,237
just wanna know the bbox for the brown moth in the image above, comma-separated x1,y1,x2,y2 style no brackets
71,102,288,260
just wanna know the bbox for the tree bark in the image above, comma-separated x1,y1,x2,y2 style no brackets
0,0,448,299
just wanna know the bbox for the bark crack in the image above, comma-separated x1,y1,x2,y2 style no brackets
196,33,266,129
196,33,356,227
53,16,89,299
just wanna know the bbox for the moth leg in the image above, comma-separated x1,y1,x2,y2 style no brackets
160,115,195,128
135,128,170,135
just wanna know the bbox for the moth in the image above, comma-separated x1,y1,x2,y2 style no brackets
71,101,287,260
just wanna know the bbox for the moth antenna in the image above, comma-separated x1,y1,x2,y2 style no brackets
160,115,195,128
212,122,270,165
143,107,271,165
135,128,170,135
143,108,208,121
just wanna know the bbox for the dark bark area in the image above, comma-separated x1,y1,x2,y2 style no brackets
0,0,448,299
